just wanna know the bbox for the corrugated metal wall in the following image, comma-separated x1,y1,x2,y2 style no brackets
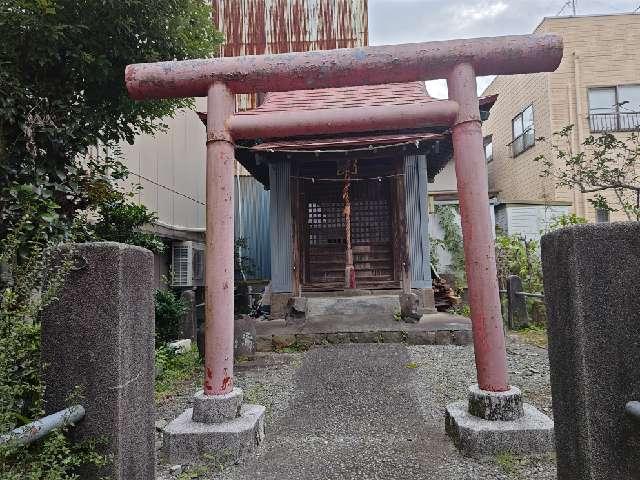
234,176,271,279
213,0,369,110
404,155,432,289
269,161,293,292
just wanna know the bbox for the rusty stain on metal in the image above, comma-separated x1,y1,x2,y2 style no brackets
213,0,367,110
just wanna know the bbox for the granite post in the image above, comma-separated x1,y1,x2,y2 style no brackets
41,242,155,480
506,275,528,329
180,289,197,341
542,223,640,480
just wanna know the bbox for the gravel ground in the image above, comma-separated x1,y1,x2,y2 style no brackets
156,334,555,480
406,333,556,480
155,353,303,480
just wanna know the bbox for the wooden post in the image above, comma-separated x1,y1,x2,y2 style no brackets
343,159,356,289
291,162,302,297
395,159,412,294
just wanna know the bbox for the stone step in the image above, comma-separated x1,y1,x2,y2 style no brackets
305,295,400,321
256,329,473,352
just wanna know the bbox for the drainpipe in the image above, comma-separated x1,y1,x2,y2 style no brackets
447,63,509,392
204,82,236,395
572,52,586,218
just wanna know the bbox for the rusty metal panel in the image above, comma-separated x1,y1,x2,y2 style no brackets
213,0,368,110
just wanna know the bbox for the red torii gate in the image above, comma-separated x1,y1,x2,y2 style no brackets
126,34,563,396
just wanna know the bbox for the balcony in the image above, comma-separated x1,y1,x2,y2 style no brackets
589,112,640,133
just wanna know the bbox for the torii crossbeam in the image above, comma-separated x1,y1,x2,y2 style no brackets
125,34,562,397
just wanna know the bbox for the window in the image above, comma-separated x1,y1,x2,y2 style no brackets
483,135,493,162
511,105,535,157
588,85,640,132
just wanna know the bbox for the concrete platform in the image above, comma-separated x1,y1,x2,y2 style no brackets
445,401,554,456
256,308,472,351
162,404,266,465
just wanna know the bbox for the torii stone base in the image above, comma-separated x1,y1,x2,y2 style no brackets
162,388,265,465
445,385,554,456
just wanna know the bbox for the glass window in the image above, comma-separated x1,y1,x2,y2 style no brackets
511,105,535,156
512,113,523,137
588,88,616,114
589,85,640,132
484,135,493,162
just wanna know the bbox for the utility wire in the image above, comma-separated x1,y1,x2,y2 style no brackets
129,172,205,206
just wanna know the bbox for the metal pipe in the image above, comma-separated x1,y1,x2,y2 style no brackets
204,82,236,396
228,100,459,140
517,291,545,299
125,34,563,100
0,405,85,447
447,63,509,392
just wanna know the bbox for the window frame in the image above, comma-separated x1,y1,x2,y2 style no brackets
483,135,493,163
588,84,640,133
511,104,535,157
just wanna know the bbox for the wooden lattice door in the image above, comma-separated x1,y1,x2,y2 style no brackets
300,160,399,291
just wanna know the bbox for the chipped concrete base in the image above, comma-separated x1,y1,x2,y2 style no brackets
445,401,554,456
192,388,243,424
163,404,266,465
468,384,524,421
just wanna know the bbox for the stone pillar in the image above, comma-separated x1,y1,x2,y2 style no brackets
41,242,155,480
162,84,266,466
444,63,553,456
541,223,640,480
506,275,528,329
180,289,196,341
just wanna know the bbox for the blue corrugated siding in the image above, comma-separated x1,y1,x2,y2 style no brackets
234,175,271,279
404,155,432,288
268,161,293,292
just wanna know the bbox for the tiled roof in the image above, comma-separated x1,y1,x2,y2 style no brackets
235,82,436,116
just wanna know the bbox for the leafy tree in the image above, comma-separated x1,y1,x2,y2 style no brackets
534,126,640,220
0,0,223,239
0,2,222,475
90,193,166,254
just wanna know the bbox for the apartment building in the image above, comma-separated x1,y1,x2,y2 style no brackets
482,13,640,235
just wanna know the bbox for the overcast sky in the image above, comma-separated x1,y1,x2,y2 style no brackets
368,0,640,97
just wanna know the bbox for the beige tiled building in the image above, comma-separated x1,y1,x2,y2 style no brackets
482,13,640,225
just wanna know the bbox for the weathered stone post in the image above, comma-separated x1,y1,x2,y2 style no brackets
506,275,528,329
41,242,155,480
542,223,640,480
180,289,197,341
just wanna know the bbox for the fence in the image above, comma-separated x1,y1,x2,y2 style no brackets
499,274,545,329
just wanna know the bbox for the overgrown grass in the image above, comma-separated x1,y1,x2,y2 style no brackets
155,346,202,401
515,325,548,349
494,452,556,478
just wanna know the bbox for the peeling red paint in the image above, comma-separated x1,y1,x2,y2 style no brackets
221,368,232,391
125,35,563,101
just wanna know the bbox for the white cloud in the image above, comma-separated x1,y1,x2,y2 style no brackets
459,1,508,22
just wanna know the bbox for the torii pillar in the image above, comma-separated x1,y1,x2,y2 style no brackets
126,33,562,462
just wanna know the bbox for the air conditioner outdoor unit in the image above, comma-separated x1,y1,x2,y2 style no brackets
171,241,205,287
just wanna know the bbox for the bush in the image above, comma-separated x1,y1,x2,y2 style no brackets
155,289,188,346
